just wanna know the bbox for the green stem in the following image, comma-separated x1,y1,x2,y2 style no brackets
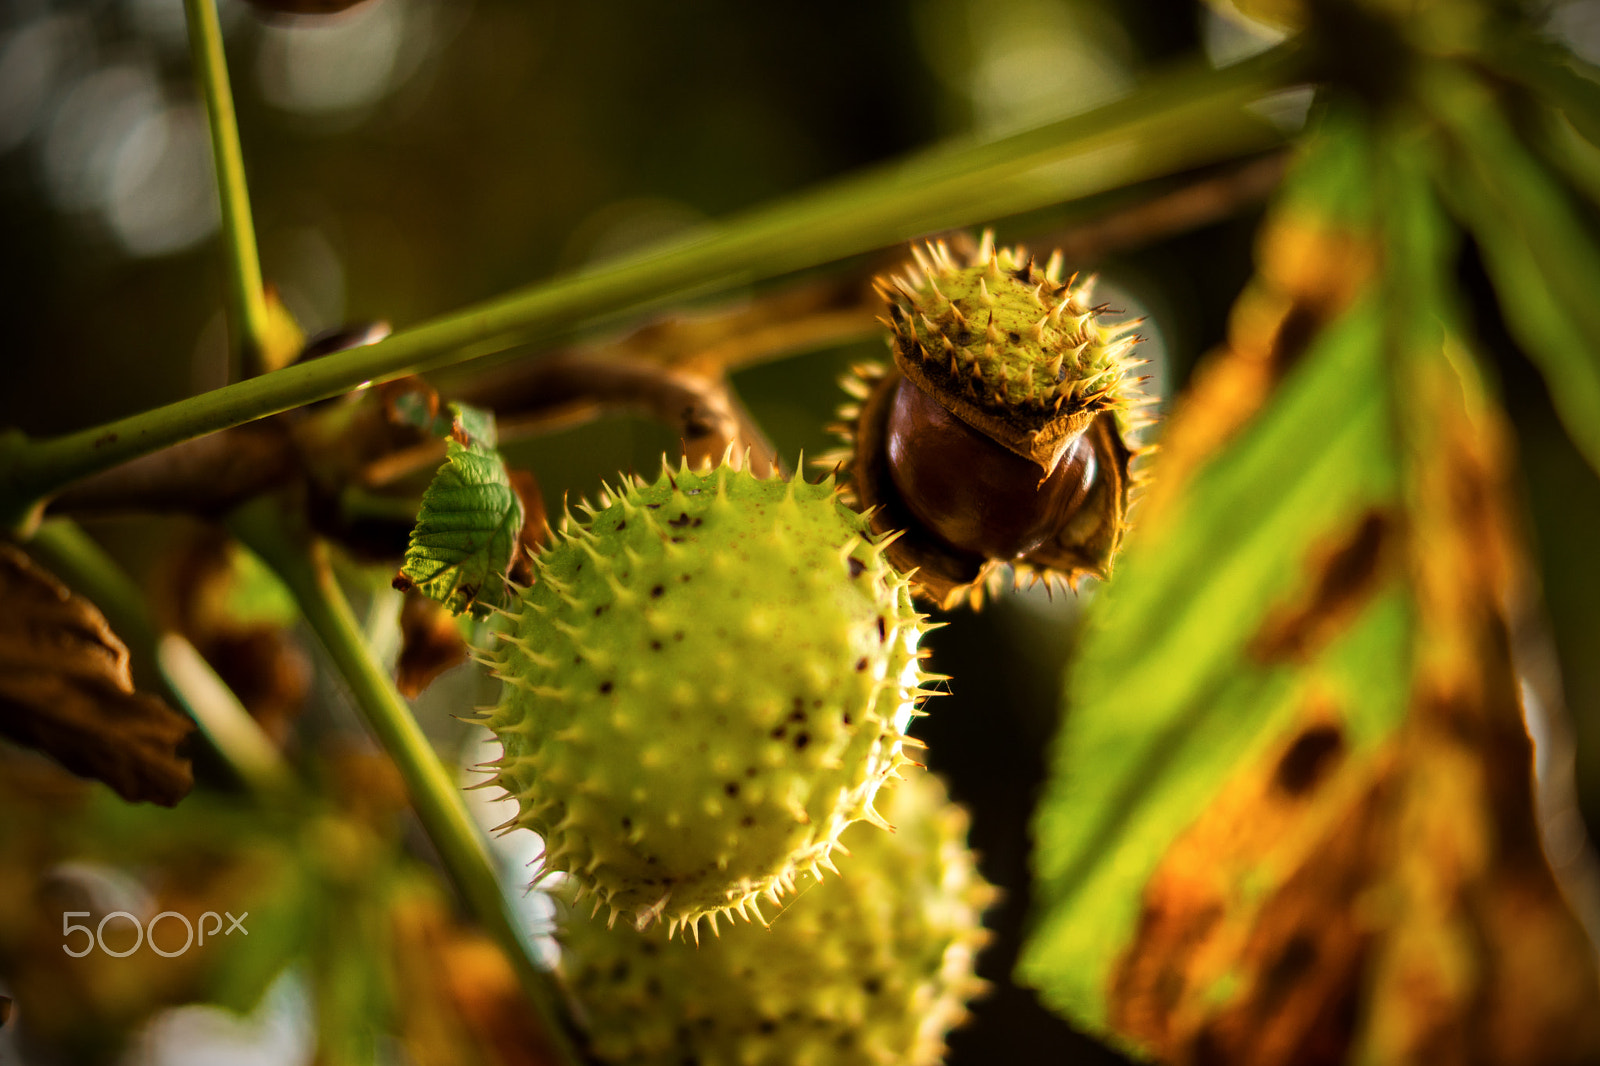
1,43,1302,530
232,501,579,1064
184,0,272,375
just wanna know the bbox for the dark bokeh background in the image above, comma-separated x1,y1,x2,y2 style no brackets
3,1,1599,1063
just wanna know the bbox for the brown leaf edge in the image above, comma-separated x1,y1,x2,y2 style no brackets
395,590,471,700
0,543,194,805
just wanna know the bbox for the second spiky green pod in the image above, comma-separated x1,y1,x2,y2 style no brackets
557,771,997,1066
479,462,932,938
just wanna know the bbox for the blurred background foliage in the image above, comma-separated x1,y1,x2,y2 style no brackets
2,0,1599,1063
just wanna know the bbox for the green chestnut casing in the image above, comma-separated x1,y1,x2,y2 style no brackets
828,232,1150,609
557,770,997,1066
883,232,1142,473
477,460,935,938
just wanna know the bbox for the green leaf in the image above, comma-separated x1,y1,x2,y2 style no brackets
219,543,299,628
1019,109,1600,1062
388,395,498,449
447,401,497,449
398,439,524,617
387,388,443,436
1020,297,1404,1042
1491,35,1600,150
1423,63,1600,477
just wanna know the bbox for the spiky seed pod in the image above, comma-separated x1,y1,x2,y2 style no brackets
556,770,997,1066
824,232,1152,609
478,459,935,938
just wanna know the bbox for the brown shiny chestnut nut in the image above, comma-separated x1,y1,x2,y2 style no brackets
825,232,1150,609
885,375,1097,560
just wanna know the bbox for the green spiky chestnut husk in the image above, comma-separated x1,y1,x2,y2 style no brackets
826,232,1150,609
479,460,935,937
557,770,997,1066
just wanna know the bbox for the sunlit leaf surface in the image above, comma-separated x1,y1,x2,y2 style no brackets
1021,109,1600,1065
398,437,525,617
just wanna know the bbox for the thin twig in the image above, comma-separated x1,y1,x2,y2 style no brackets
183,0,271,377
1032,151,1289,263
463,355,781,476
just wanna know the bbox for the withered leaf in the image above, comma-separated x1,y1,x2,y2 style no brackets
0,543,194,805
505,467,550,588
389,886,564,1066
395,590,470,699
1021,111,1600,1065
157,528,309,744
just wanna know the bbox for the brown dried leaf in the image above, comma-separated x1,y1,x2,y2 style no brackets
395,590,470,699
0,544,193,805
505,467,549,588
389,888,564,1066
156,528,310,743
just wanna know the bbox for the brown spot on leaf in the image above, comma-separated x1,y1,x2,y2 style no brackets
1251,510,1393,663
1109,698,1383,1066
1269,302,1322,374
0,544,193,805
1256,933,1318,1014
1274,725,1345,797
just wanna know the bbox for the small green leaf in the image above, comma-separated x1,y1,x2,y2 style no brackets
388,394,497,449
387,388,442,435
219,543,300,628
447,401,497,449
398,439,524,617
1424,64,1600,476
